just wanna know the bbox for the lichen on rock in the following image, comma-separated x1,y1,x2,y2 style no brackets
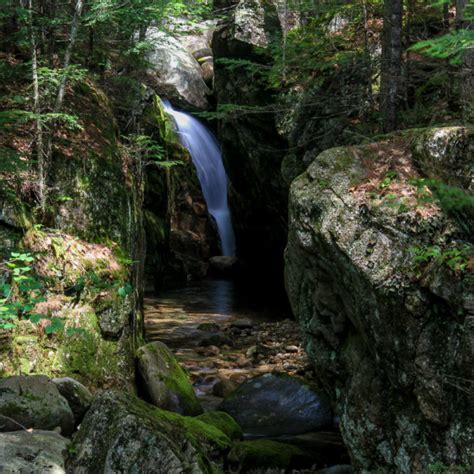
284,128,474,471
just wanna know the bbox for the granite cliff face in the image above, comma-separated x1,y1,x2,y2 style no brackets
285,127,473,471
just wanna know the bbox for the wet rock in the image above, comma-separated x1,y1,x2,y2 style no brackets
231,318,253,330
209,256,239,275
228,440,313,472
219,373,332,437
66,390,231,473
212,378,239,398
0,430,69,473
136,341,203,415
146,29,210,110
0,375,74,436
200,333,233,347
52,378,92,426
285,345,299,353
197,322,221,332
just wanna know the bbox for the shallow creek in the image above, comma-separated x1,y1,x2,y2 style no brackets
144,278,310,410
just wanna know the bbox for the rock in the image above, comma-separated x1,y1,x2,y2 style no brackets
219,373,332,437
212,377,239,398
146,29,210,110
197,322,221,332
196,411,243,441
52,378,93,426
0,375,74,436
285,130,474,470
230,318,253,329
285,345,299,353
97,296,132,339
228,440,313,472
208,256,239,275
213,0,288,290
0,430,69,473
136,341,203,415
200,333,233,347
66,390,231,473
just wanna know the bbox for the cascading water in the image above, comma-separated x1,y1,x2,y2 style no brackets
162,100,236,257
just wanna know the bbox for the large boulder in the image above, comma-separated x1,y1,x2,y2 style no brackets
219,373,332,437
285,128,474,471
67,390,231,473
0,375,74,436
0,430,69,473
146,29,210,110
136,341,203,415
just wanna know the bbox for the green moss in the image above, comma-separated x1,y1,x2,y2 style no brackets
153,409,231,451
196,411,243,441
228,440,311,471
140,342,202,415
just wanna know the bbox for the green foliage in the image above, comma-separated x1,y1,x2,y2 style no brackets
410,178,474,211
124,133,182,168
409,244,473,273
409,29,474,65
0,252,48,330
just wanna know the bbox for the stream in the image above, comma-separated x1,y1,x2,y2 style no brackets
144,278,309,410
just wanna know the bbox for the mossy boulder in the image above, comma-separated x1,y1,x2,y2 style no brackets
0,430,69,473
228,440,313,472
67,390,230,473
0,375,74,435
196,411,243,441
136,341,203,415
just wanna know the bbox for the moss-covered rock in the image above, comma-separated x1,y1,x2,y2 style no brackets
67,390,230,473
0,375,74,435
136,341,203,415
196,411,243,441
228,440,312,472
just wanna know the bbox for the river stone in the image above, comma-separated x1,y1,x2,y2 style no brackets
136,341,203,415
66,390,230,473
0,430,69,473
0,375,74,436
52,377,93,425
219,373,332,436
146,29,210,110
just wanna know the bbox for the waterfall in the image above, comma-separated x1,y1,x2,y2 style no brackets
162,100,236,257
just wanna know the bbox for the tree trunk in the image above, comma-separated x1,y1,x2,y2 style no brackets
456,0,473,123
380,0,403,132
54,0,83,112
27,0,46,210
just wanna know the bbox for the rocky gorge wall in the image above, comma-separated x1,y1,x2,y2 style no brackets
0,80,144,389
285,127,474,471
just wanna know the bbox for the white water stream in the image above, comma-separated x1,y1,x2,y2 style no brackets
163,100,236,256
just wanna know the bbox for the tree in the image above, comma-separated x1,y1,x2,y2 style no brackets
380,0,403,132
456,0,474,122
